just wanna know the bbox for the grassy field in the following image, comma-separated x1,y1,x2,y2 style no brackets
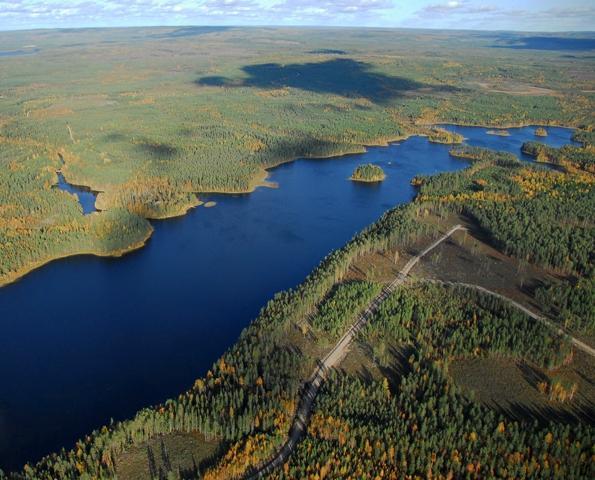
1,27,594,285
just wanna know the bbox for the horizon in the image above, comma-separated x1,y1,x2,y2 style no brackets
0,1,594,33
1,23,595,34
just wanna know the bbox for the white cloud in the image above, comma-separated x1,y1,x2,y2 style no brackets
411,0,595,30
0,0,395,25
0,0,593,30
418,0,497,17
270,0,393,19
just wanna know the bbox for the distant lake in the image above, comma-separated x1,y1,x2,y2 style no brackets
0,48,39,57
0,125,577,471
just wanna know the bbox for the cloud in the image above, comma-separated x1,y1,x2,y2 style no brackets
198,0,262,17
0,0,593,30
270,0,393,18
0,0,395,27
535,6,595,20
419,0,497,16
411,0,595,30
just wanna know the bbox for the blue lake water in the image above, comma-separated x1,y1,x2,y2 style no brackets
55,172,97,214
0,125,577,470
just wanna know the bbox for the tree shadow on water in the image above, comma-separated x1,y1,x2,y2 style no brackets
196,58,452,103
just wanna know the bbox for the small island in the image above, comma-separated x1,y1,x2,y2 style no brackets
535,127,548,137
486,129,510,136
351,164,386,182
426,128,464,144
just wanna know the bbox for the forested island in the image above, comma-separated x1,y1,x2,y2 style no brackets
0,26,594,480
350,164,386,182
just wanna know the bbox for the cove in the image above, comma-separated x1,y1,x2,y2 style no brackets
55,172,98,215
0,125,576,471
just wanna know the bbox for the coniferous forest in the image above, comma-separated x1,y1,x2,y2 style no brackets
0,26,593,480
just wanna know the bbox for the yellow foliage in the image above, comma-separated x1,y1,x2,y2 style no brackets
203,433,276,480
418,191,511,204
309,413,350,440
256,87,290,98
512,167,594,199
30,105,74,119
538,378,578,403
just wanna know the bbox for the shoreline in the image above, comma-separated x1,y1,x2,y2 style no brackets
60,119,576,206
1,122,576,288
0,226,153,288
350,177,386,183
426,120,579,130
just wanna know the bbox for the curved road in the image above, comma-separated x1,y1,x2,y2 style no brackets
424,280,595,358
243,224,465,479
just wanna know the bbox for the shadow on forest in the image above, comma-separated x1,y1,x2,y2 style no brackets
484,361,595,425
492,36,595,51
243,132,356,169
102,132,179,160
495,398,594,425
378,344,416,391
518,361,548,390
136,141,178,159
308,49,348,55
145,435,232,480
196,58,456,103
560,54,595,59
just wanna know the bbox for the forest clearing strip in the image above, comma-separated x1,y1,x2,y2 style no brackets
243,224,465,479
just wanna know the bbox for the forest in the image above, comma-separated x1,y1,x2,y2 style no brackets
0,137,152,284
3,128,593,479
521,141,595,173
274,360,592,479
1,26,594,285
535,278,595,335
416,144,595,275
350,164,386,183
0,25,593,479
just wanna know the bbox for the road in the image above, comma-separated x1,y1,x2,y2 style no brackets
243,224,465,479
425,280,595,359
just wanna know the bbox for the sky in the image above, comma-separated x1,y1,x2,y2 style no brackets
0,0,594,32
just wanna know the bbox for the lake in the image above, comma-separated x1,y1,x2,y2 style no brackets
0,125,576,470
0,48,39,57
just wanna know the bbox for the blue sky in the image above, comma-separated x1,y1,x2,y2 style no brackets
0,0,594,31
